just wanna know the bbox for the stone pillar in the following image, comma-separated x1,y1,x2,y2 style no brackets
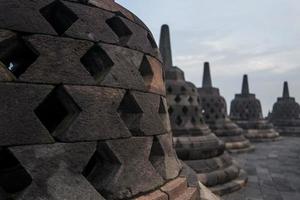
159,24,173,69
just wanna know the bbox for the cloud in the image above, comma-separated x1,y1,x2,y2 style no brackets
117,0,300,116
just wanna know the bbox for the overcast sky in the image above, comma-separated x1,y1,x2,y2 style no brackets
117,0,300,116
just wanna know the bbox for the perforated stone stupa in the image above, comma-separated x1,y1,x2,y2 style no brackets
160,25,247,196
270,81,300,136
198,63,254,153
0,1,213,199
230,75,280,142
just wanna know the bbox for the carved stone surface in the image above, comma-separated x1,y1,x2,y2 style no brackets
198,63,254,152
160,25,247,196
270,81,300,136
230,75,280,142
0,1,203,199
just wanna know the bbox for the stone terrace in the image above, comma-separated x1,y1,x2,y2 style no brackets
223,137,300,200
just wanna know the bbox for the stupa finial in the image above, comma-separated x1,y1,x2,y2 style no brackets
159,24,173,68
202,62,212,88
241,74,250,95
283,81,290,98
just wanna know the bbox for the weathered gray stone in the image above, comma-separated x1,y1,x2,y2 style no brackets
85,137,164,199
0,83,55,146
0,1,200,199
10,142,103,200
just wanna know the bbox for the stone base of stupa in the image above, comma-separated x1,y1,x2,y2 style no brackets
135,177,200,200
186,152,247,196
272,120,300,136
174,128,247,196
236,120,280,142
210,119,255,153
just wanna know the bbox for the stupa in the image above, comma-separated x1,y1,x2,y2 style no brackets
160,25,247,196
230,75,280,142
270,81,300,136
0,1,217,199
198,63,254,152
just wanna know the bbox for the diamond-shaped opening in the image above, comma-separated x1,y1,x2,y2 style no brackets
147,32,158,48
106,16,132,44
80,45,114,82
159,97,169,131
191,117,196,125
149,137,166,178
175,95,181,103
167,86,172,93
182,106,188,115
199,117,205,124
175,116,183,126
139,56,154,88
34,85,81,135
0,36,39,78
82,143,121,198
188,96,194,103
181,86,186,92
168,107,174,115
40,0,78,35
117,91,143,136
158,98,167,114
0,148,32,193
114,11,127,18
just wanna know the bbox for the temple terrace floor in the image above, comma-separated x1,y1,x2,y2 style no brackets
223,136,300,200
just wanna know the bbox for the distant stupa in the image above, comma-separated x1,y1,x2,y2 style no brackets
160,25,247,196
270,81,300,136
198,63,254,152
230,75,280,142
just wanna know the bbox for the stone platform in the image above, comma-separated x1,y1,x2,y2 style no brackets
223,137,300,200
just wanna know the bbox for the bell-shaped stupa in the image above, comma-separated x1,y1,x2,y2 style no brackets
270,81,300,136
160,25,247,196
198,63,254,152
0,1,212,199
230,75,280,142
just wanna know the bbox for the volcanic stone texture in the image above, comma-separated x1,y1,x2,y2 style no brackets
198,63,254,153
270,82,300,136
160,24,246,196
223,137,300,200
0,1,200,199
230,75,280,142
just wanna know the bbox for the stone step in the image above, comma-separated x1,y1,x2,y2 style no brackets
174,187,199,200
227,144,255,154
161,177,188,200
134,190,168,200
197,163,241,187
209,169,248,196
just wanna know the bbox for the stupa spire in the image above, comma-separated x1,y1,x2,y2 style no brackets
202,62,212,88
283,81,290,98
159,24,173,68
241,74,250,95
